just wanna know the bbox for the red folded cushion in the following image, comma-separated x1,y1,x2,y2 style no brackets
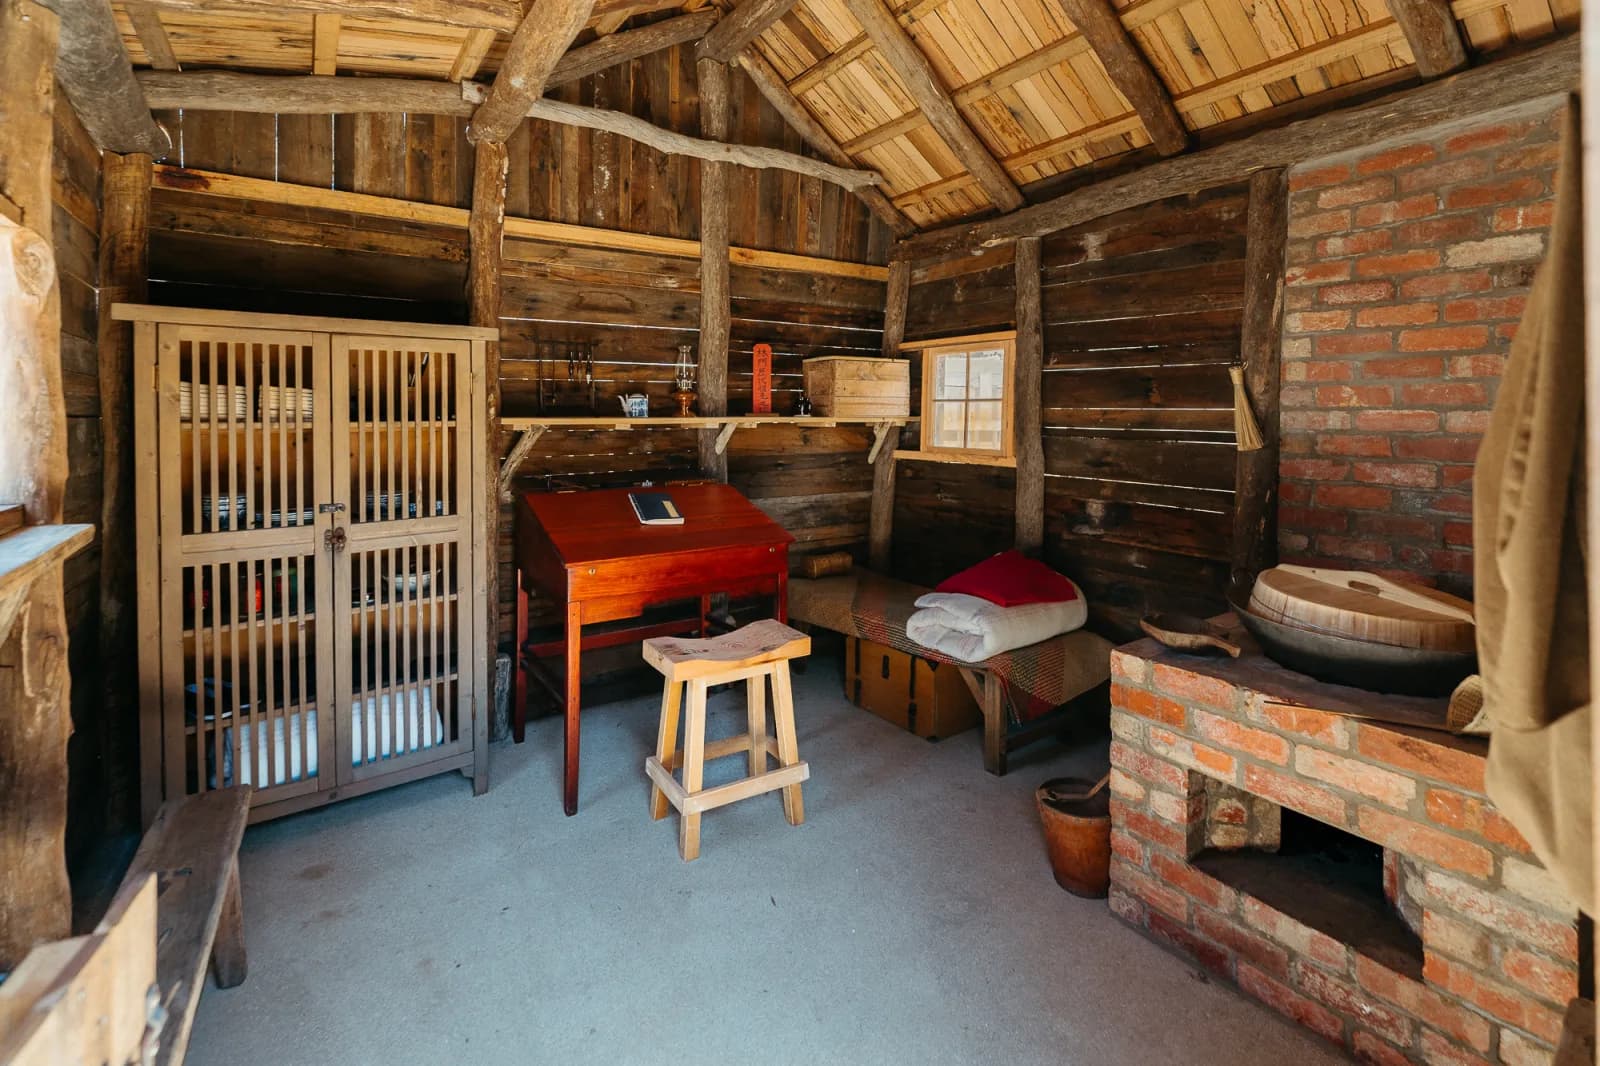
936,550,1080,607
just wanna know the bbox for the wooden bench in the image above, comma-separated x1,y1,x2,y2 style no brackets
124,786,252,1065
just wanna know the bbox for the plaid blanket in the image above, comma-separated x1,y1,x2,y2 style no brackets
791,571,1113,724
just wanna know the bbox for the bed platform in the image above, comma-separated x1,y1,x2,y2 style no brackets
790,570,1114,774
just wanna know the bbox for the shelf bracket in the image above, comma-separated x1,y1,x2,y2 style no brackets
713,421,739,456
867,422,895,464
498,425,547,502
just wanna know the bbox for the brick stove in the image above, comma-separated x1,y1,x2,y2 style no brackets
1108,623,1580,1065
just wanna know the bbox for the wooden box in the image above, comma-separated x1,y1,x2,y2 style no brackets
803,356,910,418
844,636,981,740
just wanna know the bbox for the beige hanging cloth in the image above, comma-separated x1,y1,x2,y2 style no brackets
1474,94,1592,915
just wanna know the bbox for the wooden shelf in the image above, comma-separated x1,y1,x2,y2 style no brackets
0,523,95,644
499,414,916,430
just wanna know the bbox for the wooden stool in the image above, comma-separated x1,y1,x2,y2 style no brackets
642,619,811,861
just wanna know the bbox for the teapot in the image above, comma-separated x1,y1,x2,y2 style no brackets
619,393,649,418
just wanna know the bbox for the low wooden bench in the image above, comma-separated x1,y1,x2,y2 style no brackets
124,786,252,1065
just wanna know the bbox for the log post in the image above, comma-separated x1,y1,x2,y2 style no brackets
1013,237,1044,554
0,0,72,971
1232,168,1288,584
469,138,508,743
869,259,910,570
96,151,152,828
697,58,732,482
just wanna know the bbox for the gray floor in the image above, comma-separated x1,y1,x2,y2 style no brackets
188,653,1350,1066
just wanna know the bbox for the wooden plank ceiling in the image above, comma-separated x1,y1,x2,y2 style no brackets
112,0,1577,229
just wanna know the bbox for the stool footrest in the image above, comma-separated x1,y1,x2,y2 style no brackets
645,757,810,816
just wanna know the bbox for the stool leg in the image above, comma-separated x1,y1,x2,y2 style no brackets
770,662,804,826
746,670,768,779
679,678,709,860
650,679,682,821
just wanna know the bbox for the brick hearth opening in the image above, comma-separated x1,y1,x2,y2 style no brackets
1109,625,1580,1066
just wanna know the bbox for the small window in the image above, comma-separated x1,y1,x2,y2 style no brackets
912,334,1015,465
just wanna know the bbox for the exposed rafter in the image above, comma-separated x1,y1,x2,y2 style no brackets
550,9,718,86
734,48,917,236
839,0,1023,212
698,0,801,62
125,3,179,71
140,0,523,32
1385,0,1469,77
470,0,596,143
894,33,1576,260
1053,0,1186,156
787,0,949,95
311,13,339,75
37,0,168,156
137,71,887,192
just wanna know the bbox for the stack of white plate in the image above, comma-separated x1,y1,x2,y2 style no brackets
179,382,250,421
259,384,315,421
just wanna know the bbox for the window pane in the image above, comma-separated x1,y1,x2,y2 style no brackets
966,401,1004,451
933,352,967,400
969,349,1005,399
930,401,966,448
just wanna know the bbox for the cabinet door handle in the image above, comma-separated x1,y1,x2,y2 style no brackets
324,527,348,553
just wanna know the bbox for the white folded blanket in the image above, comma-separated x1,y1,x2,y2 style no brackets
904,587,1088,663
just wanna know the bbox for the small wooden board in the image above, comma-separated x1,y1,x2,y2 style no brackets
1249,565,1474,652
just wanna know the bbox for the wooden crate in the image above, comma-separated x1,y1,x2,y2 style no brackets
844,636,980,740
803,357,910,418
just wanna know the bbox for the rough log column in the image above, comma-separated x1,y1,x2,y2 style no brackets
697,58,732,482
869,259,910,571
0,0,71,970
469,138,507,749
1013,237,1044,553
97,151,152,828
1232,168,1287,582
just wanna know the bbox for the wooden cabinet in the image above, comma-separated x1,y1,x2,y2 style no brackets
116,305,496,824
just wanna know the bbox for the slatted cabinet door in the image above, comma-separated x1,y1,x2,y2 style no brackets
156,324,338,807
329,336,477,783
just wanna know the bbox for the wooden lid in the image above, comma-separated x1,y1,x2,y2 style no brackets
1248,565,1475,652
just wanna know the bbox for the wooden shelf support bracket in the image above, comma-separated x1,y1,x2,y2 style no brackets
713,420,740,455
868,421,895,464
498,425,546,502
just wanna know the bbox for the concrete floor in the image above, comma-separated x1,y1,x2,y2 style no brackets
187,653,1350,1066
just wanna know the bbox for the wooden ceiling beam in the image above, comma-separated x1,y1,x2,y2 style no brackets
470,0,596,143
551,9,718,86
125,3,179,71
840,0,1022,211
137,70,887,191
735,48,917,236
449,29,499,82
1386,0,1469,78
142,0,522,33
895,33,1577,260
787,0,947,95
1053,0,1186,155
698,0,801,62
36,0,168,156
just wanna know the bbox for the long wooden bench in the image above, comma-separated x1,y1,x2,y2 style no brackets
790,571,1113,774
126,786,252,1066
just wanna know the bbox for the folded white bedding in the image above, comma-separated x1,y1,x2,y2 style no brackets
904,587,1088,663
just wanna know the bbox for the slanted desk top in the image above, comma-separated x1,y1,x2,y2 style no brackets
522,483,794,568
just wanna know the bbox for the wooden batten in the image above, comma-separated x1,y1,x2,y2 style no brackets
469,0,596,143
150,0,523,32
37,0,167,156
1232,168,1287,581
548,9,718,86
1012,237,1044,553
697,58,732,482
895,34,1578,260
124,2,179,71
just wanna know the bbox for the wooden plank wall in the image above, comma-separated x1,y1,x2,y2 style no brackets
891,245,1019,584
1039,183,1249,639
52,92,122,860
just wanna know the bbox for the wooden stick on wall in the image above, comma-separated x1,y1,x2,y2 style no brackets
1013,236,1044,553
869,259,911,571
1231,167,1287,583
468,138,508,725
697,58,732,482
0,0,72,972
96,151,152,830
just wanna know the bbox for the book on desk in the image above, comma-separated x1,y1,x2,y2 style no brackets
628,491,684,525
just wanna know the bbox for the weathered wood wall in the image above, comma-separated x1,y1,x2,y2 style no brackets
1039,183,1249,639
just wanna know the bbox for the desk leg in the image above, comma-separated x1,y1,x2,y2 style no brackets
514,570,529,744
699,593,712,637
563,598,582,816
776,568,788,625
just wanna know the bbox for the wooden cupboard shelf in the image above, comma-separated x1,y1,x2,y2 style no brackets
179,421,459,430
182,593,462,640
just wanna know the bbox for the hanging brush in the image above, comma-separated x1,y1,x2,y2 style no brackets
1230,365,1264,452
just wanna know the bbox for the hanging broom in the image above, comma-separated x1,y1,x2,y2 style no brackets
1230,365,1264,452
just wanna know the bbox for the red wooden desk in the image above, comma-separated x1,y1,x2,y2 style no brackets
513,484,794,815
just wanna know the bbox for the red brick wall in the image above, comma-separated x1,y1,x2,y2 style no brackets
1277,100,1564,594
